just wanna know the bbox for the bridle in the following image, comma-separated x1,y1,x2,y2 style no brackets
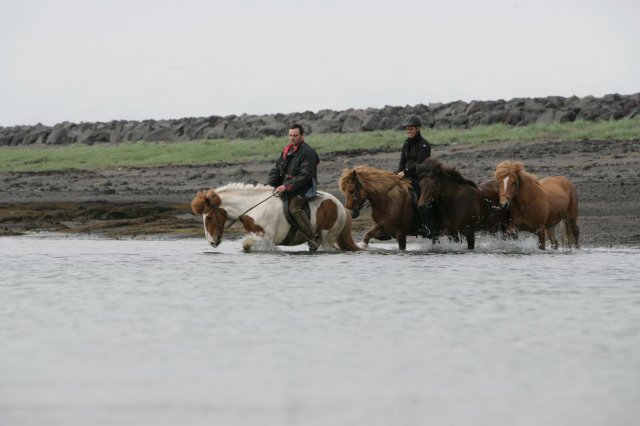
207,192,277,241
207,204,227,244
350,178,371,219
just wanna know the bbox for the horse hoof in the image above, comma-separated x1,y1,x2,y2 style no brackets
242,238,254,252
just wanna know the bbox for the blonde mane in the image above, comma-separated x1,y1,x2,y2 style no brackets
216,182,274,194
339,165,412,202
494,160,539,185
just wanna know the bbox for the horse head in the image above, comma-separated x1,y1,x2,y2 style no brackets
494,161,523,209
191,188,227,247
417,159,443,208
338,169,368,219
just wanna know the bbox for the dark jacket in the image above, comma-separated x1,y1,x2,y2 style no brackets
267,141,319,198
397,133,432,179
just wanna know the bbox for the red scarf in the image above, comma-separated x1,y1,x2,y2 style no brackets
282,142,303,158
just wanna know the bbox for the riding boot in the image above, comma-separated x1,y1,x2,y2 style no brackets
290,196,319,251
420,205,439,241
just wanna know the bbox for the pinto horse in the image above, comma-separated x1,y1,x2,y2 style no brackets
417,158,506,249
338,166,421,250
494,160,579,250
190,183,360,252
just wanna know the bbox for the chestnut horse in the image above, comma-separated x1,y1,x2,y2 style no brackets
494,160,579,250
191,183,360,252
338,166,421,250
417,158,506,249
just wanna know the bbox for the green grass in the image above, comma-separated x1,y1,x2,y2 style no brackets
1,118,638,173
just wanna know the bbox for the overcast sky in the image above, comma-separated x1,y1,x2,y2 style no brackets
1,0,638,127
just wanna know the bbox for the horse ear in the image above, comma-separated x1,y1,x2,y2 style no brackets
204,188,221,207
351,170,357,179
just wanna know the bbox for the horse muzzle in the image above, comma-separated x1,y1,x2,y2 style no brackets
207,235,222,247
498,194,511,209
417,198,433,209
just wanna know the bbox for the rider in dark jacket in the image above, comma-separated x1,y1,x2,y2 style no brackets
397,115,432,190
267,123,320,251
395,114,438,239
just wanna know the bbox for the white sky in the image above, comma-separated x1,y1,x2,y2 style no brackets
1,0,638,127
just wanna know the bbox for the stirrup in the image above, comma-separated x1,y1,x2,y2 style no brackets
417,224,432,238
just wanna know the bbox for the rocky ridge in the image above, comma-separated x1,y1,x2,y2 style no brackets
1,93,638,146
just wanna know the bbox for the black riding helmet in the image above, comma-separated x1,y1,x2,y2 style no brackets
402,114,423,127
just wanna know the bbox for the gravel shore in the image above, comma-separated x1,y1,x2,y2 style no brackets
1,138,639,247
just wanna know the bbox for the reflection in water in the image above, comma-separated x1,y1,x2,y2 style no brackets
1,235,639,426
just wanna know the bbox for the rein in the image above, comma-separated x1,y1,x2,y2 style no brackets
222,192,277,230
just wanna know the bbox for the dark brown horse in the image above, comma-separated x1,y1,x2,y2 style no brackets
417,158,506,249
338,166,422,250
494,160,579,250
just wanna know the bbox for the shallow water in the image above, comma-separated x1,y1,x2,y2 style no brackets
1,235,639,426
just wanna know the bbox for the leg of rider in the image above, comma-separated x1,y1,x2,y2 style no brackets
422,205,439,238
412,178,431,237
289,195,319,250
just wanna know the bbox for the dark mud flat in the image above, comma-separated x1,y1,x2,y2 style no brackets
1,139,639,246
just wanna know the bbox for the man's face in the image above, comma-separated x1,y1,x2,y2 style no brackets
405,126,419,138
288,129,303,146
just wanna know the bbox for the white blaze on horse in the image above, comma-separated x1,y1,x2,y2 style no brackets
494,160,579,250
191,183,361,252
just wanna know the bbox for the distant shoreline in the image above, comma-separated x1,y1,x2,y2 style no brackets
2,93,638,146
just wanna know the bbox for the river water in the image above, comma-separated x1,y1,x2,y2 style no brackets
1,235,639,426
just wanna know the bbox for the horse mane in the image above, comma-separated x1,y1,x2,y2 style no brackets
216,182,274,194
494,160,539,185
339,166,412,200
191,188,222,215
420,158,478,188
191,191,207,215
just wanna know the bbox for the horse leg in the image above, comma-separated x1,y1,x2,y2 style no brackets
536,228,546,250
466,232,475,249
505,221,519,240
571,220,580,249
395,233,408,250
363,224,383,249
546,226,559,250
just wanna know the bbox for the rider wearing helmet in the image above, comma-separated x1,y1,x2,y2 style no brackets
395,114,438,239
397,114,431,182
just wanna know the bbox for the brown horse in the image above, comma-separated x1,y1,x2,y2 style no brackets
417,158,506,249
494,160,579,250
338,166,421,250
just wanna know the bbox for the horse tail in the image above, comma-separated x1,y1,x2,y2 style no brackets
566,182,580,248
556,180,579,249
335,207,362,251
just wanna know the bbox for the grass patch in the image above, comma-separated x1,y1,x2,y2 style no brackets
1,118,638,173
